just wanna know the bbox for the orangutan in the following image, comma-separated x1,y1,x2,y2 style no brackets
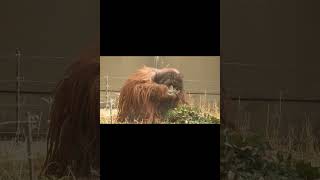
41,39,100,178
117,66,186,123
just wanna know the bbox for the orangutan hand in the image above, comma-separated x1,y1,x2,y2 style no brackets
167,85,180,99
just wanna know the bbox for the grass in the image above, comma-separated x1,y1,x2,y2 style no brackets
100,109,117,124
100,93,220,124
100,104,220,124
0,140,100,180
221,107,320,179
221,126,320,180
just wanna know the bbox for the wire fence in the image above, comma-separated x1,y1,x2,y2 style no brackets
222,61,320,103
100,75,220,110
221,61,299,68
0,51,68,180
101,57,221,119
100,75,221,95
100,74,221,122
0,51,67,139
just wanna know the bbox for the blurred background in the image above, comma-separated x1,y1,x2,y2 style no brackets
0,0,99,137
0,0,99,178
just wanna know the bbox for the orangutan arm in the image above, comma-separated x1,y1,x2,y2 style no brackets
149,83,178,101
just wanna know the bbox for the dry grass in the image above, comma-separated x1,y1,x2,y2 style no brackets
265,119,320,167
234,107,320,168
100,93,220,124
0,140,100,180
100,109,118,124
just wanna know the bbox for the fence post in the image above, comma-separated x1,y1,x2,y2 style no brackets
237,96,241,129
41,97,53,137
109,98,113,123
15,48,22,143
105,75,109,108
154,56,159,68
26,112,34,180
105,75,111,123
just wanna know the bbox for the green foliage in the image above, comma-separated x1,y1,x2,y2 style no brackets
220,128,320,180
164,105,220,124
296,160,320,180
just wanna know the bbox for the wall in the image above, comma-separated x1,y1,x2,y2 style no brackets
0,0,99,135
221,0,320,134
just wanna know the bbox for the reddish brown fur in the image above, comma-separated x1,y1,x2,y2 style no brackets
117,66,186,123
41,39,100,178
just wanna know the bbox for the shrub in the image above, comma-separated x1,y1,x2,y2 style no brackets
220,128,320,180
164,104,220,124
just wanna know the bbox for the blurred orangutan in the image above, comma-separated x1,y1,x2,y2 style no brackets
117,66,187,123
41,39,100,178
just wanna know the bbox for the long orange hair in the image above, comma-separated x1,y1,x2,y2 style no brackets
117,66,186,123
41,37,100,178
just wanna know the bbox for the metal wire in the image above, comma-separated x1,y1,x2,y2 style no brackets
103,75,219,83
221,61,298,69
100,89,220,96
0,80,58,84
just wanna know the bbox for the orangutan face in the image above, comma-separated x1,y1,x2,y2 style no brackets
153,68,184,91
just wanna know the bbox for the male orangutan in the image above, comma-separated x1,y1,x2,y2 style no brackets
117,66,187,123
40,40,100,178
